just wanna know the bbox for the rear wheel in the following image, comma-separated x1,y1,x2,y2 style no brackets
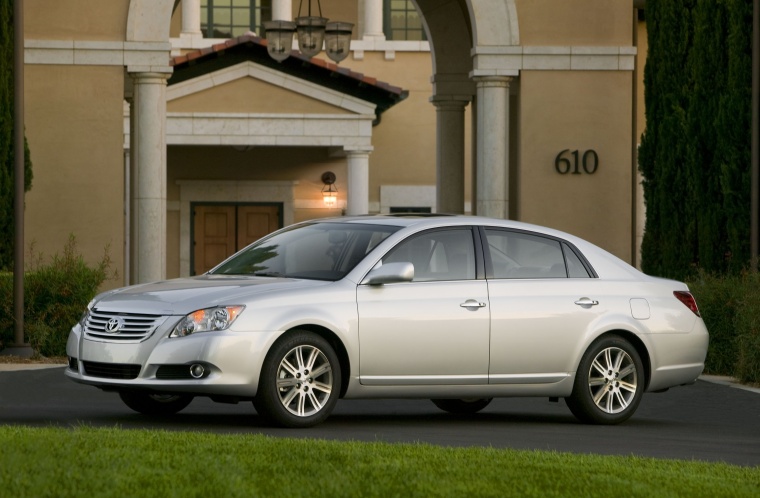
118,391,193,415
431,398,493,415
566,335,644,425
253,331,341,428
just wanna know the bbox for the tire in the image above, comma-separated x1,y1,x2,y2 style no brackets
118,391,193,415
253,331,341,428
566,335,645,425
431,398,493,415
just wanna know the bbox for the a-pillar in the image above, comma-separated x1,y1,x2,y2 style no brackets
473,75,512,219
345,147,373,215
363,0,385,41
431,96,469,214
130,71,170,284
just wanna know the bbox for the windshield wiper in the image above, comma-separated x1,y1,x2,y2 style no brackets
253,271,286,278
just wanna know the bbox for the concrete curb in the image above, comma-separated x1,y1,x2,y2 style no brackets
0,364,67,372
699,375,760,395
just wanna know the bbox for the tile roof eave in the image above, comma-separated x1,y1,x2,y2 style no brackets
170,33,408,114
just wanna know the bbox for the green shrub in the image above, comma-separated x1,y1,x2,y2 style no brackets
688,272,741,374
687,270,760,382
0,272,13,349
733,272,760,384
0,235,114,356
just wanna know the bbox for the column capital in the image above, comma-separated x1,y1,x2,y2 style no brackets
343,146,374,155
429,95,471,109
129,71,172,82
471,74,514,88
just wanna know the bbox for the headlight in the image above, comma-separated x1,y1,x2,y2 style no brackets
170,306,245,338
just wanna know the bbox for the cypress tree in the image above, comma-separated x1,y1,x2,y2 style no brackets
639,0,752,279
718,0,753,273
687,0,728,273
0,0,33,271
639,0,696,279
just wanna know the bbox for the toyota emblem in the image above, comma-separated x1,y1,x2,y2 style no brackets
105,317,124,334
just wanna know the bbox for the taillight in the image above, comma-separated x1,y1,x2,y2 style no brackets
674,291,701,317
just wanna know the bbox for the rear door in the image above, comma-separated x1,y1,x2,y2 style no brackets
482,228,600,384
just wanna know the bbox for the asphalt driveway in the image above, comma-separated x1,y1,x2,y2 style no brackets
1,366,759,466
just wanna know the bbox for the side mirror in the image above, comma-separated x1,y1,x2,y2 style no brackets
361,262,414,285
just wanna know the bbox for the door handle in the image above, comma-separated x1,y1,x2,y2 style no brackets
574,297,599,307
460,299,486,309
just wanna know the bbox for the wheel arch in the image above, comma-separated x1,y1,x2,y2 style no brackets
591,329,652,390
280,324,351,398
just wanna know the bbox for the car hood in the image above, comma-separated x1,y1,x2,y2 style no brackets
92,275,332,315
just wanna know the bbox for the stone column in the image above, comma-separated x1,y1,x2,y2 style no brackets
130,72,170,284
181,0,202,36
431,97,469,214
272,0,293,21
346,148,372,215
473,76,511,219
363,0,385,41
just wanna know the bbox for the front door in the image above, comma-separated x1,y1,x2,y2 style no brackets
193,204,281,275
357,227,490,386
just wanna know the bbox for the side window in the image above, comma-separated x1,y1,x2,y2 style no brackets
485,230,566,279
563,243,591,278
383,229,475,282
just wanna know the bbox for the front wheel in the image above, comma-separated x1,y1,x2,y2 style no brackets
118,391,193,415
566,335,645,425
431,398,493,415
253,331,341,428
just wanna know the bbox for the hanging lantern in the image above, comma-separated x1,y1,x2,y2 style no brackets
263,20,296,62
325,22,354,63
264,0,353,63
295,15,328,58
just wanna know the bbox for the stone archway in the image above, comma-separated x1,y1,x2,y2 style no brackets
126,0,175,42
414,0,520,218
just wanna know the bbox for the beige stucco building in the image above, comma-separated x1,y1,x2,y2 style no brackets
21,0,647,288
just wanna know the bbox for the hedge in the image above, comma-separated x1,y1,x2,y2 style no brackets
688,271,760,384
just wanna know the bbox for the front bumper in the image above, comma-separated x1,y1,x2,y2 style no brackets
65,321,280,397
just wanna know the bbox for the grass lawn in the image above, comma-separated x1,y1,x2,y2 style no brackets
1,426,758,497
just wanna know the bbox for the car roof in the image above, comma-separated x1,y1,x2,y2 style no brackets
310,214,578,237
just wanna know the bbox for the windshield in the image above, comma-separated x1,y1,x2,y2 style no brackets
210,222,401,281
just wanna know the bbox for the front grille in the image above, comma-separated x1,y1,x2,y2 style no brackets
156,365,194,380
83,361,141,379
84,308,165,342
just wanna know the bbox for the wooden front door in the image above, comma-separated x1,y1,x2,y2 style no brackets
193,204,281,275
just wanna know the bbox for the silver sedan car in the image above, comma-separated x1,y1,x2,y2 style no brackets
66,215,708,427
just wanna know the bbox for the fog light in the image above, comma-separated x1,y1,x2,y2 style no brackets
189,364,205,379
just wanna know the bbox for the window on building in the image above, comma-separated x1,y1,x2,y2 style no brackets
383,0,426,41
201,0,272,39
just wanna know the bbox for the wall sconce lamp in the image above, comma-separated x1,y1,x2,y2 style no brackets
264,0,354,63
321,171,338,207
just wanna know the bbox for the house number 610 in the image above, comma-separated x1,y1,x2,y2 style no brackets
554,149,599,175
